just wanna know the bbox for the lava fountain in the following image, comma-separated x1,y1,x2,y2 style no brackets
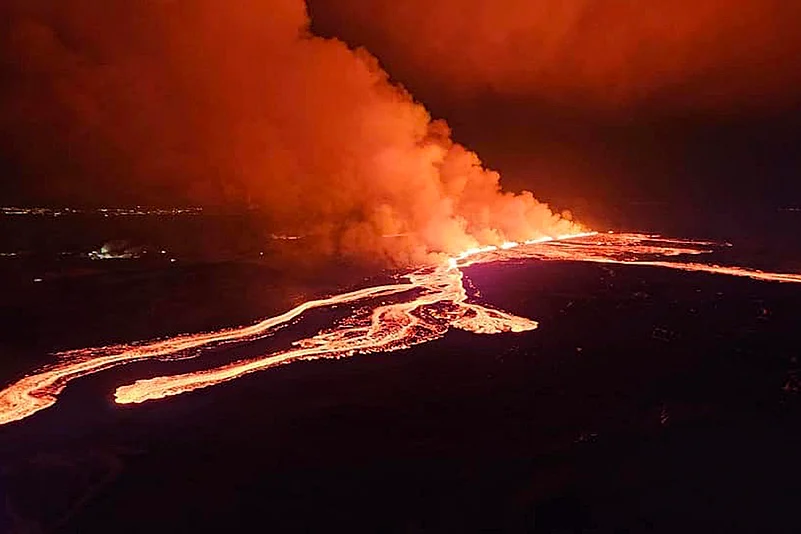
1,232,801,426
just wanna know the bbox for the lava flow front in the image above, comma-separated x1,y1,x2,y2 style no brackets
2,232,801,426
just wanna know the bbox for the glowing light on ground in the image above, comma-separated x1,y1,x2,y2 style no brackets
501,233,801,284
0,207,202,217
1,232,800,426
114,263,537,404
0,283,416,425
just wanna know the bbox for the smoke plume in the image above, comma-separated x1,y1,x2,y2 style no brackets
0,0,581,265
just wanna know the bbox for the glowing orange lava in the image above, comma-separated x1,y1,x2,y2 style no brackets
500,233,801,284
0,282,416,426
1,232,800,426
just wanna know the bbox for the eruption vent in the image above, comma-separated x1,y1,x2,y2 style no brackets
1,0,580,264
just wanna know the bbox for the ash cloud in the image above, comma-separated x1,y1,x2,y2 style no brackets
0,0,580,265
311,0,801,111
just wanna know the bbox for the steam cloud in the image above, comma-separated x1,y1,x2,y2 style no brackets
0,0,580,264
313,0,801,110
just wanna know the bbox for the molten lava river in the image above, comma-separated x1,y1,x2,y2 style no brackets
2,232,801,427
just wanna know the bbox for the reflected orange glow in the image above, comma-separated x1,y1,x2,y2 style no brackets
1,232,800,426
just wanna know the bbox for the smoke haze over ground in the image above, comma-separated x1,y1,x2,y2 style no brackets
0,0,580,265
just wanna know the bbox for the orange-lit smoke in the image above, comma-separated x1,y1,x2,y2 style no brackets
0,0,580,264
313,0,801,110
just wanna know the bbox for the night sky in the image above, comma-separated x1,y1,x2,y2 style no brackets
2,1,800,234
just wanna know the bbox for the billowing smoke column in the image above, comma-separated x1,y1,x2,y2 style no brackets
0,0,580,264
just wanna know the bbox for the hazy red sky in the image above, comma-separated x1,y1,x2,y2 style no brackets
310,0,801,111
2,0,801,237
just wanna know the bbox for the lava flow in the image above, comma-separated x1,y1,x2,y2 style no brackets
499,233,801,284
2,232,801,426
0,282,419,426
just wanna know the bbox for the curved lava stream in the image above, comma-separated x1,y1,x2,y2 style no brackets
1,232,800,426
